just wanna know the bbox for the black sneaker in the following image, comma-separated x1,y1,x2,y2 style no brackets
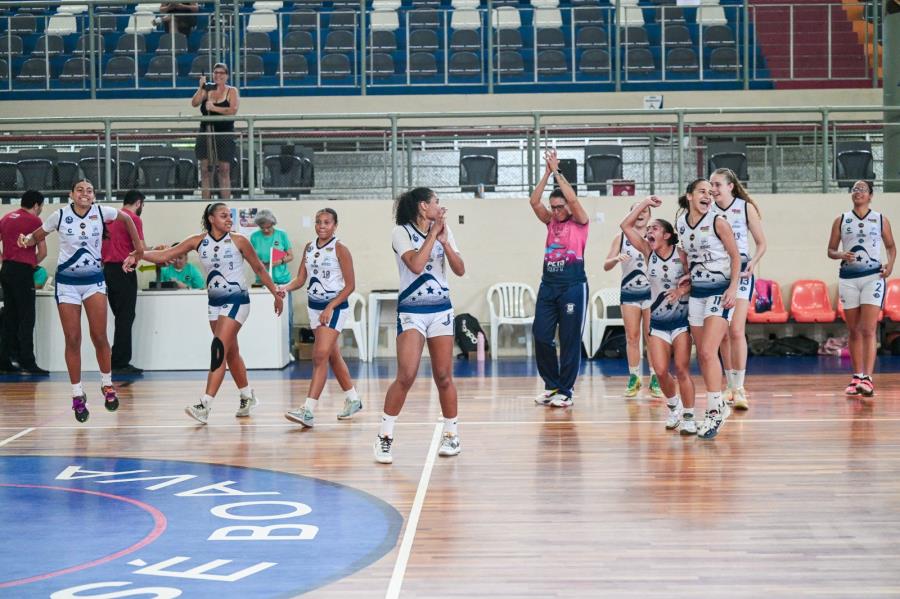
0,361,20,374
113,364,144,375
20,365,50,376
73,395,90,423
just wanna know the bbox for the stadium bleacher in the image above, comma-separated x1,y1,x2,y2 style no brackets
0,0,776,95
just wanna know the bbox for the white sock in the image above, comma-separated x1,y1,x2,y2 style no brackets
238,386,253,399
72,382,84,397
100,372,112,387
304,397,318,413
666,395,682,410
707,391,722,412
202,394,215,408
345,387,359,401
629,365,640,377
683,408,694,419
724,370,735,389
443,416,458,436
734,370,745,389
380,413,397,437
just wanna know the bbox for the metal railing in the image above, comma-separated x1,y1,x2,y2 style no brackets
0,0,882,95
0,105,892,200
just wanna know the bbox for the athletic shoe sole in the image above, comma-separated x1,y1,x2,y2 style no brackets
285,412,314,428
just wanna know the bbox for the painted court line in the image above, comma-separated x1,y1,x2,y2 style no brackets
0,428,34,448
385,422,443,599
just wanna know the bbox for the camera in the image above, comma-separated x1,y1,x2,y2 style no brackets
203,75,217,91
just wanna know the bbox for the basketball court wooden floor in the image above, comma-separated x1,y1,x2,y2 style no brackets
1,364,899,598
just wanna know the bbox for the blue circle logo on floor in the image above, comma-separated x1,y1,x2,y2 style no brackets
0,456,402,597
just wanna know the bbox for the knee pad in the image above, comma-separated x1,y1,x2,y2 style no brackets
210,337,225,371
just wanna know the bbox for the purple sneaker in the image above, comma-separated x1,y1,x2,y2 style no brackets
73,395,89,423
102,385,119,412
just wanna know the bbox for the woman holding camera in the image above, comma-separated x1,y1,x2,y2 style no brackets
192,62,239,200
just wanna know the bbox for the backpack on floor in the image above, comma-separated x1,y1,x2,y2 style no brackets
453,313,488,357
766,335,820,356
596,326,627,359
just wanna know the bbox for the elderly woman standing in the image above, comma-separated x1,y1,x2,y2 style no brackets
250,209,293,285
251,209,295,353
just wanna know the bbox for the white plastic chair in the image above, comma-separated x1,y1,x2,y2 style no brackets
341,291,369,362
254,1,284,10
125,12,156,34
487,282,536,359
493,6,522,29
451,9,481,30
697,3,728,26
46,14,78,35
534,8,562,28
590,287,625,358
371,10,399,31
247,9,278,33
57,4,88,14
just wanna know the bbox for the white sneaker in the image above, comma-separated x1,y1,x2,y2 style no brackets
719,400,731,422
235,391,259,417
679,415,697,435
733,387,749,410
285,407,315,428
549,393,573,407
535,389,558,405
665,406,683,430
185,401,210,424
722,387,734,406
437,432,461,457
699,403,729,440
374,434,393,464
337,397,363,420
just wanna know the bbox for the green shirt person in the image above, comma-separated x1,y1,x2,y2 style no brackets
160,253,205,289
34,265,48,289
250,209,293,285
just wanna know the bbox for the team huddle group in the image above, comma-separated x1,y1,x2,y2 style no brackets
4,149,893,462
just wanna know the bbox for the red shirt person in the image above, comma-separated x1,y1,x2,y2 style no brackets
0,190,49,374
102,189,146,374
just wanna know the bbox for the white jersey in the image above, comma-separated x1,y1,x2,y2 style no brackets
712,197,751,265
392,223,458,313
839,209,883,279
304,236,347,309
647,246,688,331
197,231,249,306
677,210,731,298
42,203,118,285
619,234,651,303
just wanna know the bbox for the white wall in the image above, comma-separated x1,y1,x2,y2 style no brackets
0,88,881,128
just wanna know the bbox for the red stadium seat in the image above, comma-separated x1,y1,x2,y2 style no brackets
748,280,789,323
883,279,900,321
790,280,836,323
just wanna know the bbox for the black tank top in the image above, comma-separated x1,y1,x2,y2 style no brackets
199,86,235,133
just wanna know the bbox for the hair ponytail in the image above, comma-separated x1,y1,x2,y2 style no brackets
201,202,227,232
713,167,761,218
655,218,678,246
394,187,434,226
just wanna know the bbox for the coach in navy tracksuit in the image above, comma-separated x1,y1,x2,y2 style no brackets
529,150,590,408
